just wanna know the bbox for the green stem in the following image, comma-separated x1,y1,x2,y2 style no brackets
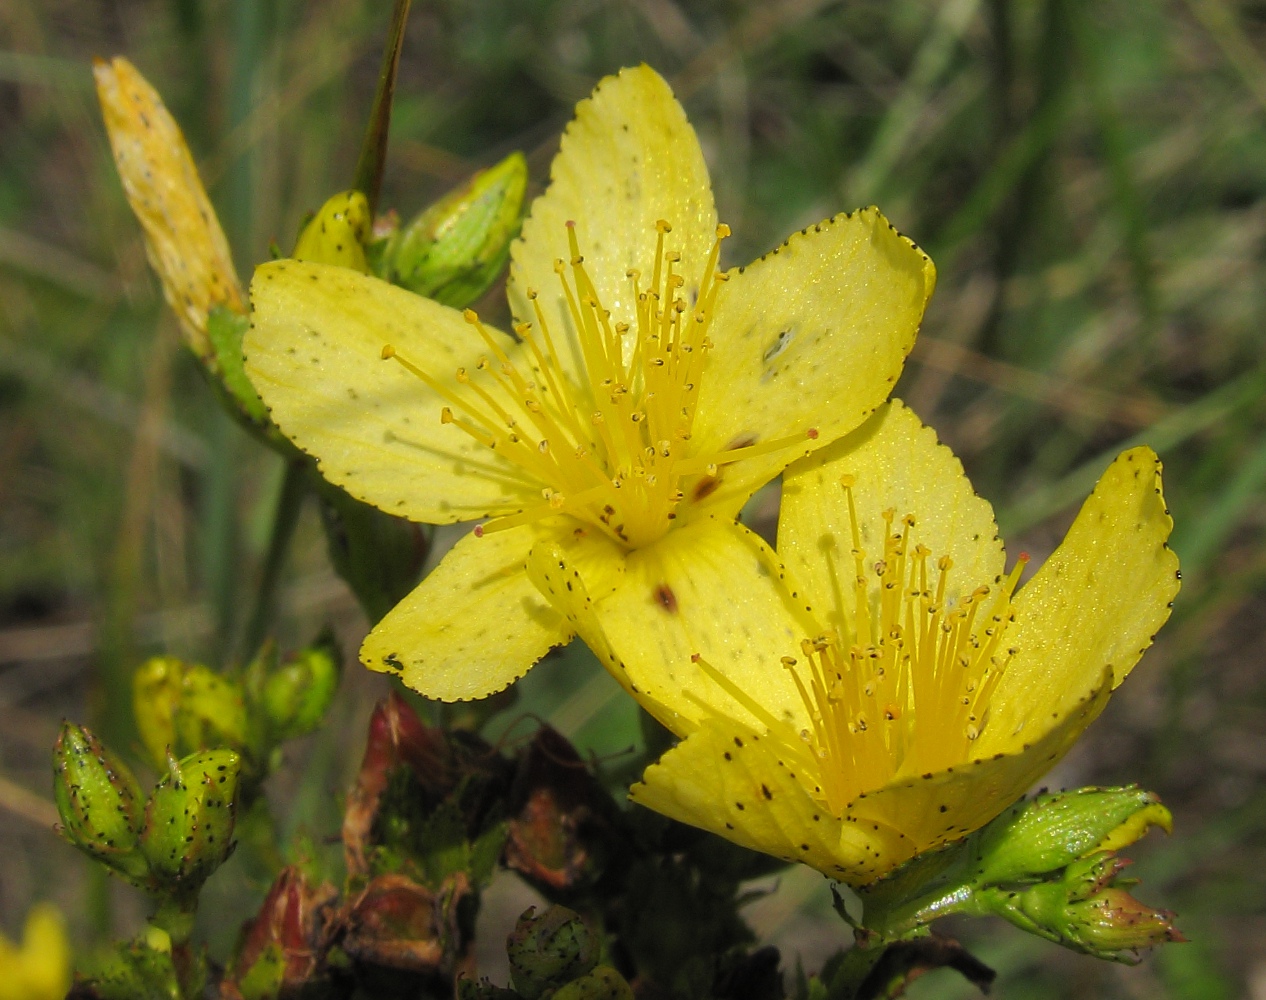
242,459,309,663
352,0,412,215
151,893,198,947
825,944,887,1000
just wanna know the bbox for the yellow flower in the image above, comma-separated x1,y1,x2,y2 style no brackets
244,66,935,700
0,904,72,1000
528,401,1179,885
94,57,245,358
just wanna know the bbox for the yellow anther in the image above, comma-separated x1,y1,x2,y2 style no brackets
380,344,396,360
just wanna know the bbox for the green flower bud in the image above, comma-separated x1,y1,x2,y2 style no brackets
507,905,599,1000
140,749,241,890
52,722,148,881
974,786,1171,887
293,190,372,272
259,638,341,742
975,855,1183,961
378,151,527,307
550,966,634,1000
855,786,1177,950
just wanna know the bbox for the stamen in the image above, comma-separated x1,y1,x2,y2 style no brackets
407,218,814,549
741,480,1029,815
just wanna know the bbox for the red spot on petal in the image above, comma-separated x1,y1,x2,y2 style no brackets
653,583,678,613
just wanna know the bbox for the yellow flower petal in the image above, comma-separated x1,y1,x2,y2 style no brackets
361,522,571,700
245,260,540,523
977,447,1179,756
0,904,71,1000
508,65,716,383
780,400,1005,640
630,717,906,885
684,210,936,518
530,516,812,735
94,57,243,357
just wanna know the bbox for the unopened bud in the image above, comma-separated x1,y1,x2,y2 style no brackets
379,151,527,307
507,905,599,1000
977,858,1183,961
52,722,148,881
974,786,1171,886
551,966,634,1000
293,190,372,273
260,639,341,742
140,749,240,889
1061,887,1184,955
134,659,249,766
133,657,186,769
94,57,244,362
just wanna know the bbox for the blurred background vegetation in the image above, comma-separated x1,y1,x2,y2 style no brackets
1,0,1264,996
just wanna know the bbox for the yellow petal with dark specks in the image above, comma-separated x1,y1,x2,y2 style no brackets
362,522,572,701
684,209,936,520
508,65,716,387
245,260,541,524
780,400,1005,641
978,447,1178,756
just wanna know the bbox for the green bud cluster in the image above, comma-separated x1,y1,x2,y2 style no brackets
74,926,187,1000
53,723,241,899
853,786,1180,962
131,636,341,780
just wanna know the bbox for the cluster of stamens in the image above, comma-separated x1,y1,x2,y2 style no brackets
693,477,1026,815
380,220,815,548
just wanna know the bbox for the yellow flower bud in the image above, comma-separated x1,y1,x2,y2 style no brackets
94,57,244,359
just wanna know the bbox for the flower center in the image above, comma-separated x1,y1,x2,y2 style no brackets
691,478,1026,816
381,220,815,548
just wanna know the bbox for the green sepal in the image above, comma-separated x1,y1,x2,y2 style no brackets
207,305,269,427
845,786,1180,966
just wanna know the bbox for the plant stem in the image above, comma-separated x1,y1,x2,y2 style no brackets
151,893,198,947
242,459,309,663
353,0,412,215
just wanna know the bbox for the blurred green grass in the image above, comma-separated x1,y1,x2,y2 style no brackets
2,0,1266,995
